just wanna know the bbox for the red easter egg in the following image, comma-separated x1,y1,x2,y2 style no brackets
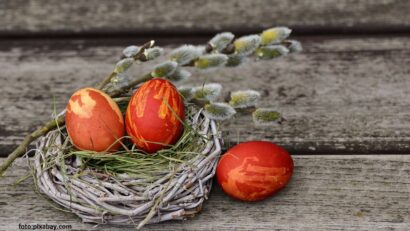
216,141,293,201
125,78,185,153
65,88,125,152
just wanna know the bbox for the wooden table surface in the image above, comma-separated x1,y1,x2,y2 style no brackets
1,1,409,230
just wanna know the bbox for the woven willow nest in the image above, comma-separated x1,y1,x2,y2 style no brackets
33,106,221,229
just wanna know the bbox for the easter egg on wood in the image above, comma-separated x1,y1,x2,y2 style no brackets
65,88,125,152
216,141,293,201
125,78,185,153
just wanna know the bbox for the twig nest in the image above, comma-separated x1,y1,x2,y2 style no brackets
34,106,221,229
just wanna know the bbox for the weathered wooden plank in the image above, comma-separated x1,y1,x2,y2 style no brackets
0,156,408,230
1,0,410,36
1,36,410,155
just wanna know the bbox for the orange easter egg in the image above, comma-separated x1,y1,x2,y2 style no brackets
125,78,185,153
65,88,125,152
216,141,294,201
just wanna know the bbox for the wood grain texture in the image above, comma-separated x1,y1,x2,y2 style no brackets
0,156,409,231
1,35,410,156
1,0,410,36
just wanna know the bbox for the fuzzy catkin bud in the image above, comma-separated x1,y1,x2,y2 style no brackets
209,32,235,52
234,35,261,56
114,58,134,73
226,54,246,67
260,27,292,45
170,45,203,65
166,68,191,84
178,86,193,100
252,108,281,126
229,90,261,108
192,83,222,102
286,40,303,53
144,47,164,60
204,102,236,121
256,45,289,60
111,72,132,89
194,54,228,70
122,45,140,58
151,61,178,78
195,45,207,54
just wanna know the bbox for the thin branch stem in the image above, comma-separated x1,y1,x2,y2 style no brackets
0,116,65,176
95,40,155,90
109,73,153,98
95,72,116,90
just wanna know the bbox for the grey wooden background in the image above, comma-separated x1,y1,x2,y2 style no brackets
1,0,410,35
0,1,409,230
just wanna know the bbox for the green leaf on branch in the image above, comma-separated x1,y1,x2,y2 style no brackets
209,32,235,52
204,102,236,121
122,45,140,58
194,54,228,70
192,83,222,102
114,58,134,73
256,45,289,60
260,27,291,45
252,108,282,126
170,45,203,65
166,68,191,84
229,90,261,108
234,35,261,56
151,61,178,78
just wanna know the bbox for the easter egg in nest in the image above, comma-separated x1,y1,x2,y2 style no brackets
65,88,125,152
125,78,185,153
216,141,294,201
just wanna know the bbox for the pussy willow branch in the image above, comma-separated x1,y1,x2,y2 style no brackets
0,33,298,176
95,40,155,90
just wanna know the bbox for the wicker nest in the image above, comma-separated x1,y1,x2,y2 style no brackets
34,107,221,229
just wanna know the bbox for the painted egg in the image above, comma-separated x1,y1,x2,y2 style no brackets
216,141,294,201
65,88,125,152
125,78,185,153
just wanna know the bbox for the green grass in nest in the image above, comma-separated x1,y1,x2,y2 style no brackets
60,105,207,182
